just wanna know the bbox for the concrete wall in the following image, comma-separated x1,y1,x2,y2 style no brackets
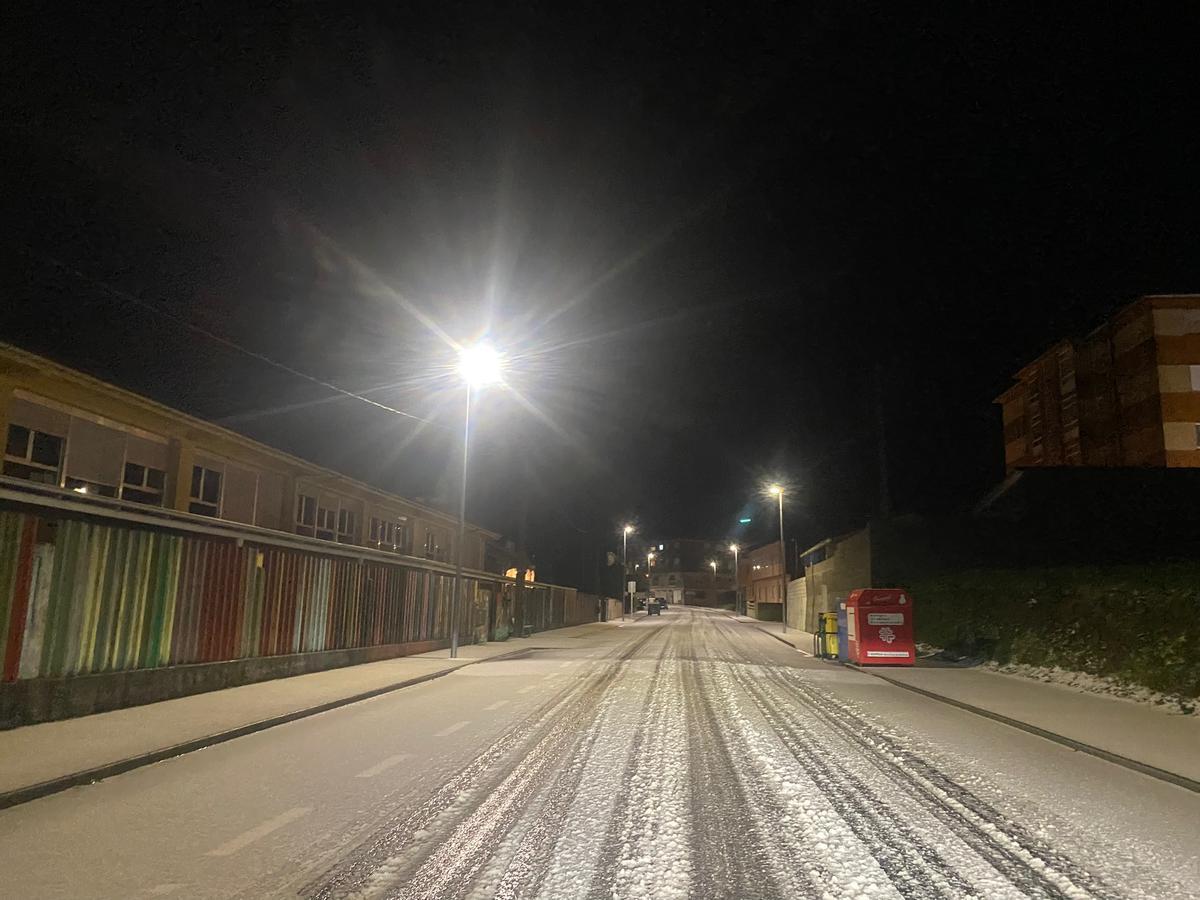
0,638,446,729
785,577,808,632
797,527,872,631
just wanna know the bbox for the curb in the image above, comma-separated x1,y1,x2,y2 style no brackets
741,619,1200,795
0,646,535,811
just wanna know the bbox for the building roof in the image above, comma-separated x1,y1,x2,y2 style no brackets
0,342,500,539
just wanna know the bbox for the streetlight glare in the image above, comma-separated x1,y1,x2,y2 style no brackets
623,524,634,534
457,343,504,387
729,543,738,553
768,483,782,496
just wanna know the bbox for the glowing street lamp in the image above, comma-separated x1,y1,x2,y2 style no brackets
709,559,718,584
622,524,634,619
449,342,505,659
647,550,656,607
767,483,787,633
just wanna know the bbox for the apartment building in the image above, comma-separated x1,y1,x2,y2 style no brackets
997,295,1200,473
647,538,735,607
0,343,492,565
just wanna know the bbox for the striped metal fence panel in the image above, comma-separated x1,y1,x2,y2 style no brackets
0,509,517,682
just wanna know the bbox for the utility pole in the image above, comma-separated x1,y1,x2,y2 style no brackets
874,363,892,519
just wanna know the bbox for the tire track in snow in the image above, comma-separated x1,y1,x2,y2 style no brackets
712,617,1116,900
682,616,789,899
608,618,693,900
583,635,674,900
707,625,978,898
471,626,674,900
771,662,1118,900
531,629,664,898
699,629,899,898
304,626,663,900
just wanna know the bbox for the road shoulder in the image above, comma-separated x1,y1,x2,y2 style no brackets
734,615,1200,791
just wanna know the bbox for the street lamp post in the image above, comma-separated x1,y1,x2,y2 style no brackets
647,550,655,609
769,484,787,633
729,543,739,615
709,560,717,585
622,524,633,620
450,343,503,659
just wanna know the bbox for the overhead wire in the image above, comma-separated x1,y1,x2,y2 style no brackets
20,246,450,431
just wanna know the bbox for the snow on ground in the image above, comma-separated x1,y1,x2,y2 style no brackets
309,610,1200,900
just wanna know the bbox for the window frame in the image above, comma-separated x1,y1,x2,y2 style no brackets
188,464,223,517
336,507,357,544
121,461,167,506
3,423,65,485
295,493,317,536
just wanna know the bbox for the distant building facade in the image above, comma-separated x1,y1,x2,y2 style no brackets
740,540,787,620
997,295,1200,473
647,538,734,607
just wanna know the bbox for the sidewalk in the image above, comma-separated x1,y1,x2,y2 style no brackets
0,621,623,808
735,615,1200,788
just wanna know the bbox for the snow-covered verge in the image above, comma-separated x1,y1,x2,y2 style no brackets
980,660,1199,716
908,562,1200,702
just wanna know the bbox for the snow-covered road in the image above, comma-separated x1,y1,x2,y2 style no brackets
3,606,1196,899
306,609,1198,900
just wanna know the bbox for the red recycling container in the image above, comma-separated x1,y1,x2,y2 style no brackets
845,588,915,666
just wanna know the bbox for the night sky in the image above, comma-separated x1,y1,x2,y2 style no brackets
4,5,1199,588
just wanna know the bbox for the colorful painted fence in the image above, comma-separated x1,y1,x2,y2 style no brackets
0,509,497,682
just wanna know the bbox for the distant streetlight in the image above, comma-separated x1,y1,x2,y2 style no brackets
449,342,504,659
647,550,656,607
709,559,718,585
767,483,787,633
729,543,740,615
622,524,634,619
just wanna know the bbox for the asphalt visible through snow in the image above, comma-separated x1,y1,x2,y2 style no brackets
1,607,1197,899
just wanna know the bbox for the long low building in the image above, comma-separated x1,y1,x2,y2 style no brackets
0,343,585,727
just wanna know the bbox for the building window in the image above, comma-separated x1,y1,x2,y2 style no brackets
369,516,392,548
122,462,166,506
337,507,357,544
295,493,317,537
316,504,336,541
189,465,222,517
3,424,64,485
370,516,409,551
423,528,447,561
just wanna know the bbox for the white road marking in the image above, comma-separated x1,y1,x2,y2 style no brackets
518,685,538,694
434,720,469,737
794,647,812,657
543,674,556,682
205,807,310,857
355,753,413,778
558,660,573,668
484,700,510,710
